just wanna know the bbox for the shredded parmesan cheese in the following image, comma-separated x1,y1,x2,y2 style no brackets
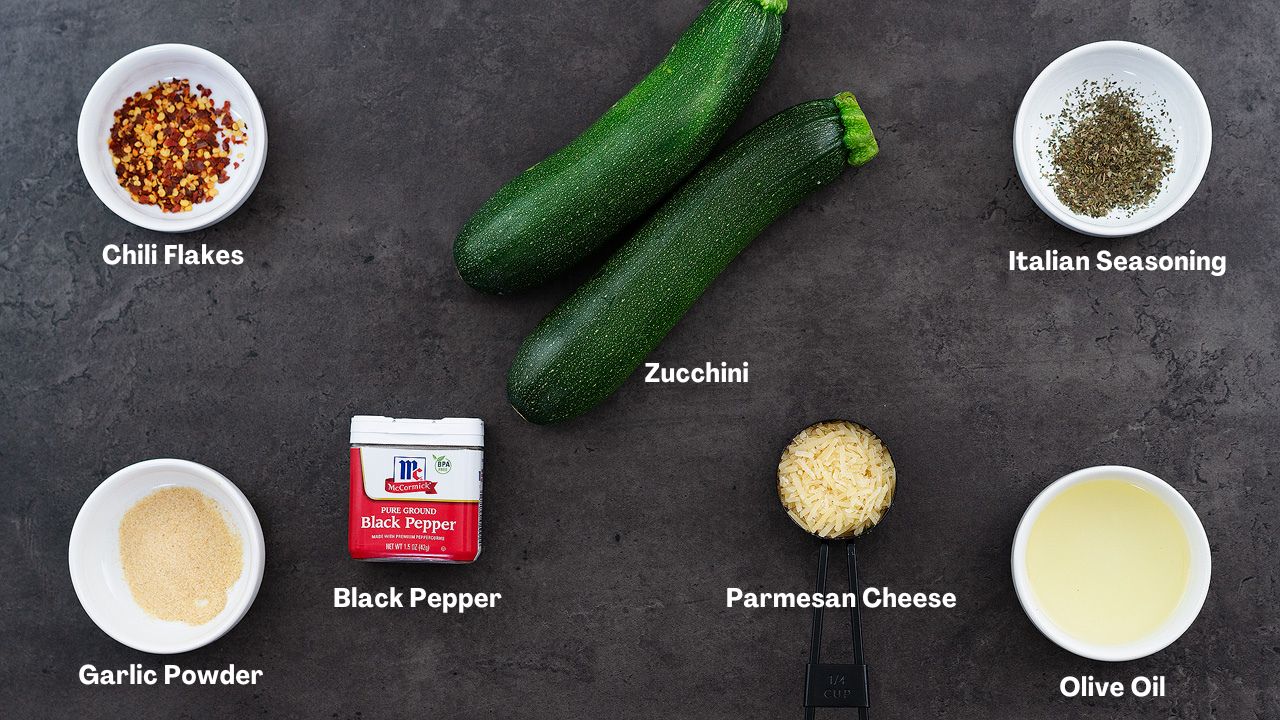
778,420,896,538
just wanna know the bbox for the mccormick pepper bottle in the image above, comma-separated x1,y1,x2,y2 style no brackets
348,416,483,563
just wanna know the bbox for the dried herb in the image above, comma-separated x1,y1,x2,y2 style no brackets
1042,80,1173,218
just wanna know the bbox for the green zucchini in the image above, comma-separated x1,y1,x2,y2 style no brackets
508,93,878,424
454,0,787,295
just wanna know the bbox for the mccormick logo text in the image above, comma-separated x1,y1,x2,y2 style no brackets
385,456,439,494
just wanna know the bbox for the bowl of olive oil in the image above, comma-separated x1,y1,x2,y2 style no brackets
1011,465,1211,661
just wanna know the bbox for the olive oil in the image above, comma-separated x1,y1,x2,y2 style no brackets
1026,479,1190,646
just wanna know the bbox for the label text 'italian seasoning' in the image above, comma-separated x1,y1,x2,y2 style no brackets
1007,249,1226,276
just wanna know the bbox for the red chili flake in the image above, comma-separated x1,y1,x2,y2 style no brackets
107,78,246,212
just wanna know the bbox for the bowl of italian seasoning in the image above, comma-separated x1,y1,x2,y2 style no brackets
78,44,267,232
1014,41,1210,237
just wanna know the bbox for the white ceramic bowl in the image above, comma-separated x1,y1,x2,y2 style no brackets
77,44,267,232
68,459,266,654
1011,465,1211,662
1014,41,1211,237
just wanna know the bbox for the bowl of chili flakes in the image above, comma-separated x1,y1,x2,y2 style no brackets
78,44,267,232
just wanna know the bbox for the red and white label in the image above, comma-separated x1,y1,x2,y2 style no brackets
349,446,482,563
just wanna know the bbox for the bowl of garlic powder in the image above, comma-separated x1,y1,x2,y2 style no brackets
68,459,265,654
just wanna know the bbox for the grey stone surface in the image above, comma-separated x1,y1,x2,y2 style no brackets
1,0,1277,717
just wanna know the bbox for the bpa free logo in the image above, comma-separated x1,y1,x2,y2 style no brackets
433,455,452,474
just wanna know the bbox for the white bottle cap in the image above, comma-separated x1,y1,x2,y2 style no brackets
349,416,484,448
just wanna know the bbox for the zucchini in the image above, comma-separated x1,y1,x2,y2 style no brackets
454,0,787,295
508,93,878,424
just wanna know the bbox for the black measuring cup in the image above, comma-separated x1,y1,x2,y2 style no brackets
777,419,896,720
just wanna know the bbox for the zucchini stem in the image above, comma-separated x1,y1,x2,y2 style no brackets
754,0,788,14
833,91,878,167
